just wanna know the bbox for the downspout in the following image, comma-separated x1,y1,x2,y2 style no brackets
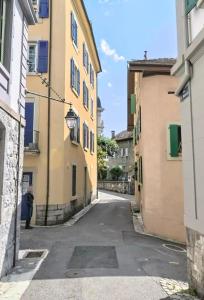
45,0,52,226
175,60,191,96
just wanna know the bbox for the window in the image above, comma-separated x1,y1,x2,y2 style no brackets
90,63,94,87
28,41,48,73
24,102,34,146
72,165,77,197
71,58,80,95
125,148,128,157
169,124,182,158
28,44,37,72
138,157,143,184
185,0,198,14
0,0,12,71
83,43,89,73
90,131,95,153
91,99,94,118
83,123,89,149
71,12,78,47
70,116,80,144
83,81,89,108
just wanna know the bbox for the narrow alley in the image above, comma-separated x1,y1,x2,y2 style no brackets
18,191,187,300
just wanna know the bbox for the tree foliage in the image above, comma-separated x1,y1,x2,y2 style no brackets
97,136,119,180
109,166,123,181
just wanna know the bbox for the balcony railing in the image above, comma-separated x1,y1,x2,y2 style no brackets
24,130,40,153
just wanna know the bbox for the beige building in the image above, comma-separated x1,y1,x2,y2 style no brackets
128,59,185,243
172,0,204,296
24,0,101,225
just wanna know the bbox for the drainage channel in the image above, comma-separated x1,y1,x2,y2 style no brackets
162,243,186,253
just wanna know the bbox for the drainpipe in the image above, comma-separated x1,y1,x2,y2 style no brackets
44,0,52,226
175,60,191,96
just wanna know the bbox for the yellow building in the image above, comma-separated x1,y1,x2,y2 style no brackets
128,58,185,243
23,0,101,225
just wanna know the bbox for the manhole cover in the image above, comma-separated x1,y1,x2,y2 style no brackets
68,246,118,269
25,251,44,258
163,244,186,252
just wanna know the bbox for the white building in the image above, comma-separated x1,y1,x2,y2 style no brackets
0,0,36,277
172,0,204,297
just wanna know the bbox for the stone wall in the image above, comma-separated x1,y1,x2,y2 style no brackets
0,108,24,278
187,227,204,299
36,192,97,226
98,181,135,195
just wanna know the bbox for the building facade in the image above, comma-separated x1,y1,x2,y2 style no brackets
128,59,185,243
172,0,204,297
24,0,101,226
107,130,134,181
97,97,104,136
0,0,36,277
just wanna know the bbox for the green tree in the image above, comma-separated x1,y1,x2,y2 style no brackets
109,166,123,181
97,136,119,180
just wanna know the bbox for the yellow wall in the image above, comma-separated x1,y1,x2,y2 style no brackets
24,0,100,224
133,73,185,243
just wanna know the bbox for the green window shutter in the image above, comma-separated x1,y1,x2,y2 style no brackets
169,125,179,157
185,0,197,14
130,94,136,114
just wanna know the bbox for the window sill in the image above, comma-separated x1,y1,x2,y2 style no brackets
72,40,79,54
27,72,38,76
71,140,79,146
83,66,89,75
71,87,79,98
84,104,89,111
167,155,182,161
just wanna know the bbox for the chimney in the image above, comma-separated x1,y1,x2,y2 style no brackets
144,50,148,60
111,130,115,139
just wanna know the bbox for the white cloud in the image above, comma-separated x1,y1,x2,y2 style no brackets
108,82,112,88
101,39,125,62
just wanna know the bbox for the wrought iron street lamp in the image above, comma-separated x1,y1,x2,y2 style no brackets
65,106,78,129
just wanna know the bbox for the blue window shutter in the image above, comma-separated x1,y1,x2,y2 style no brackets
37,41,48,73
71,12,75,41
83,43,85,67
24,103,34,146
83,81,85,105
39,0,49,18
77,70,80,95
87,88,89,108
71,59,74,88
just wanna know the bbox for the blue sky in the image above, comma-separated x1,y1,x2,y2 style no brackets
84,0,178,137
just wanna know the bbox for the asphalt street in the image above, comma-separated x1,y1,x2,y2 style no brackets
20,191,187,300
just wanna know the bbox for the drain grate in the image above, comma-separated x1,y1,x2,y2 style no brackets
25,251,44,258
163,244,186,253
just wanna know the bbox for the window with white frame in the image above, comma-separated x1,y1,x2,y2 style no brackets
28,43,37,72
83,81,89,109
83,43,89,73
71,12,78,47
90,63,94,87
70,116,80,144
83,123,89,149
91,99,94,118
0,0,12,71
90,130,95,153
71,58,80,96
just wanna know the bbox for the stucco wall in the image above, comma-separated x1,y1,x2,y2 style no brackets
136,74,185,243
24,0,98,225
